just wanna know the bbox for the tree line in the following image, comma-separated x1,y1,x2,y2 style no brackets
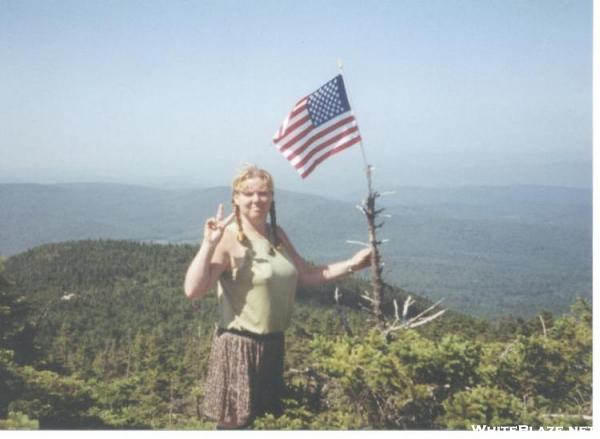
0,240,592,429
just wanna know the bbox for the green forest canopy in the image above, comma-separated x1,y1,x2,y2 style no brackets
0,240,592,429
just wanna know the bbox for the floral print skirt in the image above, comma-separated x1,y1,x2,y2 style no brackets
201,328,285,428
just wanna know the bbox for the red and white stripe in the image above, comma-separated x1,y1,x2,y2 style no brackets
273,97,361,178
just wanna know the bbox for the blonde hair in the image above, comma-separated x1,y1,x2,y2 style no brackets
232,164,274,193
231,165,280,254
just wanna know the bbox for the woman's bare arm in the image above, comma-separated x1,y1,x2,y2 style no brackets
184,236,230,299
184,204,234,299
277,227,371,287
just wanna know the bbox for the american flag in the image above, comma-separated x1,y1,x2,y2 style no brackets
273,75,362,178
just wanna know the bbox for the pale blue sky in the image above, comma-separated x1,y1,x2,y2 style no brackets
0,0,592,195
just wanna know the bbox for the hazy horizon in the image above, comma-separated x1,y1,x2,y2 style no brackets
1,0,592,197
0,167,592,191
0,171,593,205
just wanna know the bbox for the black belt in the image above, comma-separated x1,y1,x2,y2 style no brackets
217,327,284,341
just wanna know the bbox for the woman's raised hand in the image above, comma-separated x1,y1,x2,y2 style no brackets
203,203,235,246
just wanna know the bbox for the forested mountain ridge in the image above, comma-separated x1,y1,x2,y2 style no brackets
0,240,592,430
0,183,592,318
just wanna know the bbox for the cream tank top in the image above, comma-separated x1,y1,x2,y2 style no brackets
217,224,299,334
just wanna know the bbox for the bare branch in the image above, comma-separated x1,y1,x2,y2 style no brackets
406,310,446,328
393,299,400,321
379,296,446,337
334,287,342,303
334,287,353,337
402,296,414,321
346,240,371,247
405,299,444,325
361,294,375,304
539,314,547,339
500,339,518,359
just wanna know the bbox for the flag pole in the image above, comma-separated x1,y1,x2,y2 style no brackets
336,60,372,190
337,60,386,326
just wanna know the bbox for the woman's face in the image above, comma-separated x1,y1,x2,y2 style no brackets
234,177,273,224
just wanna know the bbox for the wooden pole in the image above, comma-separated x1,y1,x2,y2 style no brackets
338,61,386,326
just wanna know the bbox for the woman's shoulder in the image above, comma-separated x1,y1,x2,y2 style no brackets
273,225,304,263
274,224,288,240
274,225,294,248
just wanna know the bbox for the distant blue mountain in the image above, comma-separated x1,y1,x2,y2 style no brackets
0,183,591,318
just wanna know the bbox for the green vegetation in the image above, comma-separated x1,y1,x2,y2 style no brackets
0,240,592,429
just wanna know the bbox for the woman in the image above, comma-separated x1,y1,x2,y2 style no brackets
184,165,371,428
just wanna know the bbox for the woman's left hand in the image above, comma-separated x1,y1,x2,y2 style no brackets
348,247,373,272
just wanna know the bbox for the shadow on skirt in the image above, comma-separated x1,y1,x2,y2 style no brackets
201,328,285,428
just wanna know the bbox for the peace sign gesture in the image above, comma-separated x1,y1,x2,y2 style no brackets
203,203,235,246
